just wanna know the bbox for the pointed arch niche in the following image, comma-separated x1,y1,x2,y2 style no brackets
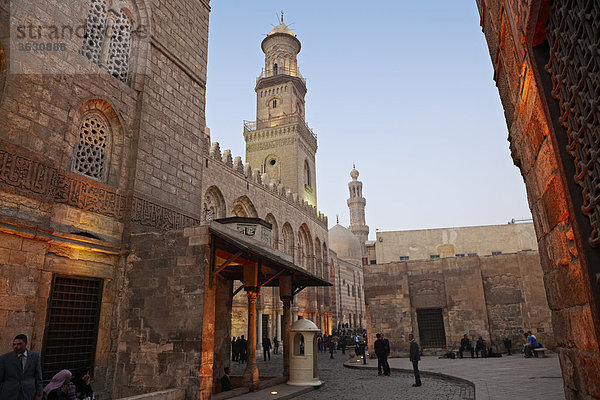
203,186,226,221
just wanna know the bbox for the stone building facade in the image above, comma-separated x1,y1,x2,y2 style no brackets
0,4,345,399
476,1,600,398
364,224,554,357
371,222,538,264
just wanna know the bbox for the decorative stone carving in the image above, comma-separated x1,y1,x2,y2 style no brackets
546,2,600,246
72,113,109,181
0,142,202,230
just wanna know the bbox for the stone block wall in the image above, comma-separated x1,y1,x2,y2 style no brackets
116,227,207,398
476,1,600,397
0,228,120,396
363,262,412,357
364,251,553,357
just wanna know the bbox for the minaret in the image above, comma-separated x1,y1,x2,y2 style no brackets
244,13,318,206
347,165,369,261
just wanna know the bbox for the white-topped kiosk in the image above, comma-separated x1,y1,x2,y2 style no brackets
287,318,322,386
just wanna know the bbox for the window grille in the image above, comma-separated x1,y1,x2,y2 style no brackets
42,276,103,382
545,1,600,246
72,114,109,180
430,254,440,259
399,256,409,261
416,308,446,348
80,0,132,83
106,12,132,82
80,0,107,65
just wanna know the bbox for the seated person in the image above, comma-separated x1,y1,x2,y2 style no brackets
221,367,232,392
459,334,474,358
524,332,541,357
72,366,94,400
475,337,487,358
503,337,512,355
43,369,72,400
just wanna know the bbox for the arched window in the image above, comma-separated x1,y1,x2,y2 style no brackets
80,0,133,83
72,113,110,181
304,160,311,188
273,99,277,108
273,63,278,75
347,284,350,297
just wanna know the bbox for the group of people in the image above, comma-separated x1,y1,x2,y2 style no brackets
459,334,490,358
374,332,422,387
0,334,94,400
231,335,248,364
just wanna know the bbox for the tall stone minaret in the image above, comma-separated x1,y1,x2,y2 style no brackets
347,165,369,261
244,13,318,206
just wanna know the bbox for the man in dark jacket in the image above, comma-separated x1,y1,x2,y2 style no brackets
459,334,474,358
262,336,272,361
374,333,391,376
220,367,232,392
408,333,422,387
0,334,43,400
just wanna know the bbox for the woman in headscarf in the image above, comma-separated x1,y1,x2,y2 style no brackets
43,369,72,400
72,366,94,399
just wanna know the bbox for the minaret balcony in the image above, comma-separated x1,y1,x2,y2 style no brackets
256,67,306,86
244,115,317,151
244,115,316,139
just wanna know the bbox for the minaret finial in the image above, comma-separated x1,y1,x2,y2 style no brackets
281,10,284,24
336,214,339,224
353,163,355,169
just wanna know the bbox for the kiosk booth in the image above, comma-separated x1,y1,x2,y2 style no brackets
288,318,322,386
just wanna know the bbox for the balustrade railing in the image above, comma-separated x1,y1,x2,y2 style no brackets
256,67,306,85
244,115,316,140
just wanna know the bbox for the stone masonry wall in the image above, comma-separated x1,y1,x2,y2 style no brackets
116,227,207,398
477,1,600,397
364,251,553,357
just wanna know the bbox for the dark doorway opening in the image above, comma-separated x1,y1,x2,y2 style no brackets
416,308,446,348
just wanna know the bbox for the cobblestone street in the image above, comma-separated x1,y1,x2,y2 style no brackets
231,351,474,399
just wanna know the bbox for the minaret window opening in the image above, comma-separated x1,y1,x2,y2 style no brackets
273,63,278,75
304,160,311,188
273,99,277,108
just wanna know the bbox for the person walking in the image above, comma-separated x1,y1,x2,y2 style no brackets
0,333,43,400
231,337,237,362
329,337,334,359
262,336,272,361
408,333,422,387
273,336,279,355
374,333,391,376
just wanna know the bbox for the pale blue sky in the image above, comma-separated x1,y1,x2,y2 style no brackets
205,1,532,238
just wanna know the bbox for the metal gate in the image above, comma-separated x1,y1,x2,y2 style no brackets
42,276,103,382
416,308,446,348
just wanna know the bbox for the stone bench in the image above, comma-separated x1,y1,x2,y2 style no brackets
533,347,548,358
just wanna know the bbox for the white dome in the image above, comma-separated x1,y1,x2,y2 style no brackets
328,224,362,261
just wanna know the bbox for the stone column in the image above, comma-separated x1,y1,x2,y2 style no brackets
242,290,260,390
280,274,293,378
257,307,263,350
291,305,298,322
276,311,282,345
281,297,292,378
